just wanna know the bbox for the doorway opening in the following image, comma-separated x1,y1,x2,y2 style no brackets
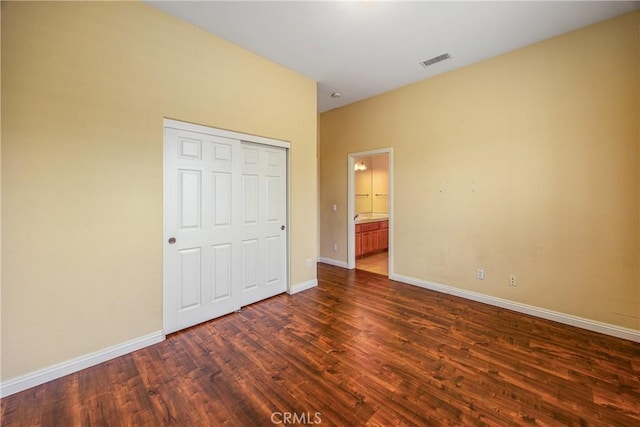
347,149,393,277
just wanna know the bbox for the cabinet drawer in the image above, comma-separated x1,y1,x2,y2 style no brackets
361,222,379,232
379,220,388,229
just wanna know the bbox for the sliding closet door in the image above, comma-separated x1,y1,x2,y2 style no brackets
163,123,288,334
239,142,288,306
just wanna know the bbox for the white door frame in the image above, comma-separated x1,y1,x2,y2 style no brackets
347,148,393,273
163,118,291,334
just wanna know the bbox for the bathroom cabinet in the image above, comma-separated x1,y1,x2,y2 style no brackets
355,219,388,257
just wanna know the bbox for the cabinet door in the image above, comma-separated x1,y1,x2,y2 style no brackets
372,231,379,253
378,228,388,250
362,230,379,255
356,232,362,257
361,231,373,255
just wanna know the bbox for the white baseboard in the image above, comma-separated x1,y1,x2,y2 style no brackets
0,331,165,398
317,257,349,269
289,278,318,294
390,273,640,343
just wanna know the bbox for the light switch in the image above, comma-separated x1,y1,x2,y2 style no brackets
332,204,337,212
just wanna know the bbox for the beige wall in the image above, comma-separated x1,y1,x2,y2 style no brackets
320,12,639,330
1,2,317,380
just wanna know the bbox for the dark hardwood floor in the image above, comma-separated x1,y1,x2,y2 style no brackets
2,263,639,426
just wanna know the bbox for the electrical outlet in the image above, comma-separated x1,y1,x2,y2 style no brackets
332,243,338,252
476,269,484,280
306,259,312,269
509,274,517,287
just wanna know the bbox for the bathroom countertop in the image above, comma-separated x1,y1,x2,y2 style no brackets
355,213,389,224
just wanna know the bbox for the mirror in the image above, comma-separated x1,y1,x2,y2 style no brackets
354,154,389,214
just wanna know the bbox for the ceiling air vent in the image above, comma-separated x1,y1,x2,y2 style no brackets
420,53,451,68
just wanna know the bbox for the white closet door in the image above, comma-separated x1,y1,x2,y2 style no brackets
164,124,288,334
240,142,288,306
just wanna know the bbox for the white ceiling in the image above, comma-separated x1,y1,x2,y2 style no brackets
148,1,640,112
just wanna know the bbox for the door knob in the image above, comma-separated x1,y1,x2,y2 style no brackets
168,237,176,244
281,225,285,231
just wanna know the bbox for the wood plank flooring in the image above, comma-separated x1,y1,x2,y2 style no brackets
2,263,639,426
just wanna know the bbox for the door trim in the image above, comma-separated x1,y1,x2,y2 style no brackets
347,148,393,274
163,118,290,334
164,119,291,149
